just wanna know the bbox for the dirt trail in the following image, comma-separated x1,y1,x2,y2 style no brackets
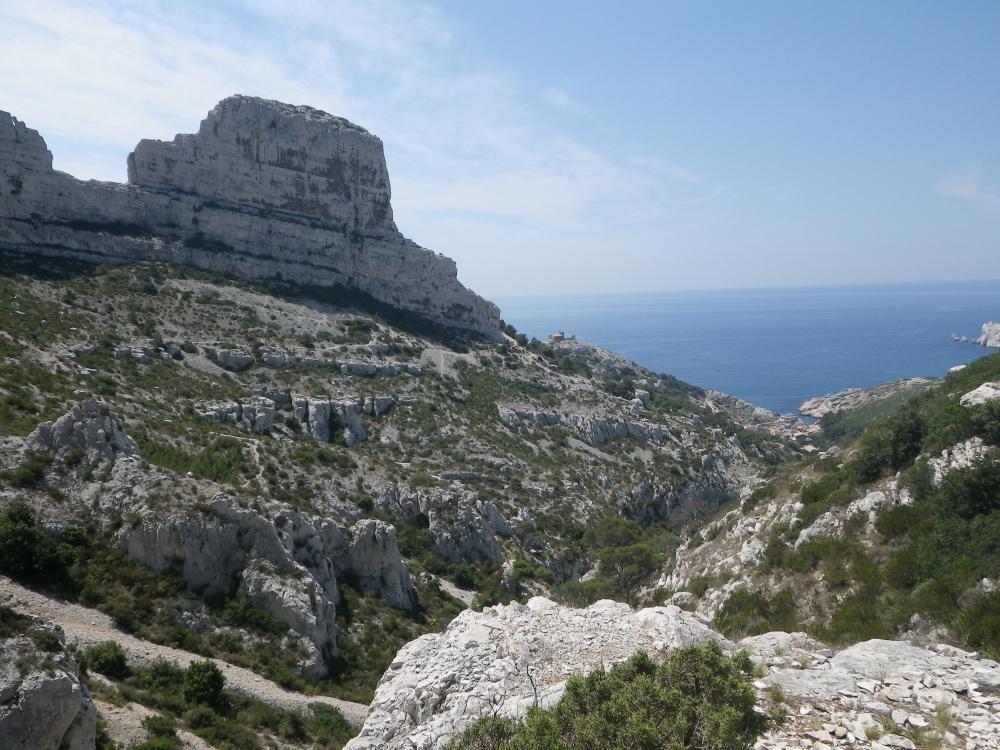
0,576,369,728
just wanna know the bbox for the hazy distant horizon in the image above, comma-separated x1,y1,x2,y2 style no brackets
496,279,1000,413
493,277,1000,305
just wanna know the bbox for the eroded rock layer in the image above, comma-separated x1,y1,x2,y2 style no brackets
0,97,499,336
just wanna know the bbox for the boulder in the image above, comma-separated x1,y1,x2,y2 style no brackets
364,395,395,417
960,381,1000,407
215,348,254,371
0,619,96,750
238,559,339,676
307,398,333,442
342,361,378,377
345,598,730,749
333,397,368,446
347,519,418,611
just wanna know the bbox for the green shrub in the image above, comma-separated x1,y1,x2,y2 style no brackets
959,592,1000,657
0,606,32,639
716,588,799,638
936,456,1000,519
182,660,226,708
596,543,662,606
0,503,72,589
28,627,63,653
141,714,178,739
448,643,775,750
83,641,131,679
0,452,52,487
972,400,1000,445
875,504,923,539
447,716,518,750
133,738,180,750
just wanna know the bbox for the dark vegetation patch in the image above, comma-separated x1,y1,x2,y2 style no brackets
447,642,780,750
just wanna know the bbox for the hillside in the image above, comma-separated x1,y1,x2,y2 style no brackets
0,249,791,709
660,352,1000,661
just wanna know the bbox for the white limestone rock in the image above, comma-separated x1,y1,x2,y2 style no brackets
960,381,1000,407
0,620,96,750
333,397,368,447
364,395,395,416
928,437,991,484
347,519,418,611
373,484,513,565
198,397,274,433
25,399,137,465
977,322,1000,348
237,559,339,677
345,597,730,749
0,98,500,337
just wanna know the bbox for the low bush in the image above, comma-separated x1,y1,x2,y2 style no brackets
0,452,53,487
182,660,225,708
83,641,131,679
448,642,777,750
715,587,799,638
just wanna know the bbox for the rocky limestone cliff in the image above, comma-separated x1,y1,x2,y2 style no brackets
978,322,1000,348
0,97,499,336
13,400,419,678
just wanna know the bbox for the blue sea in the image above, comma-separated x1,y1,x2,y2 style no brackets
494,282,1000,415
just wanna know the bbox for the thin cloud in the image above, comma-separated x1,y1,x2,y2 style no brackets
0,0,722,295
540,87,587,114
938,168,1000,210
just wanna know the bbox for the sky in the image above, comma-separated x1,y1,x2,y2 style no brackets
1,0,999,298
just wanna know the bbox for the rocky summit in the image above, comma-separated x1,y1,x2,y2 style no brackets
0,96,499,336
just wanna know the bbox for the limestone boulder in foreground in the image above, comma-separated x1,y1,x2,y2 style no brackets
345,596,730,749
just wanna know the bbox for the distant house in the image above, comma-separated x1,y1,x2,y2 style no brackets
547,331,566,343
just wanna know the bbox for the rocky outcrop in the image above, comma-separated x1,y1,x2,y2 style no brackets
497,403,677,446
960,381,1000,407
292,394,369,446
198,397,275,433
0,616,96,750
347,520,418,611
373,484,512,564
25,398,137,464
345,597,729,749
0,97,499,337
977,322,1000,348
115,487,417,673
928,437,993,483
214,348,254,371
237,560,339,678
347,599,1000,750
800,377,938,418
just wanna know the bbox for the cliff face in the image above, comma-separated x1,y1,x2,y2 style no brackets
0,96,499,336
978,322,1000,348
